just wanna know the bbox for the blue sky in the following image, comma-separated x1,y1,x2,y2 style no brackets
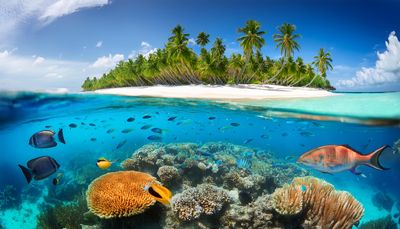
1,0,400,92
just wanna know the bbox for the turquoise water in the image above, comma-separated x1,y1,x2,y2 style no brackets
0,91,399,228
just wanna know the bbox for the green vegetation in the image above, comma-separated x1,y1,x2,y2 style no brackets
37,192,93,229
82,21,334,91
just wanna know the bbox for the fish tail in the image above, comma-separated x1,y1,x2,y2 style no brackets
366,145,389,171
58,128,66,144
18,164,32,184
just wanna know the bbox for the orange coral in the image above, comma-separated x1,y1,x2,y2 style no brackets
272,176,364,228
86,171,167,218
271,184,303,215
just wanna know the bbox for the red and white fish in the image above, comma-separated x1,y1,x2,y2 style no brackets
297,144,389,175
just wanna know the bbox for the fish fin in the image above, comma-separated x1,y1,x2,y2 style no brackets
350,167,362,176
320,171,333,175
340,144,363,155
18,164,32,184
58,128,66,144
367,145,390,171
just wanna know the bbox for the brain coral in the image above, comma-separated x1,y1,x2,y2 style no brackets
171,184,231,221
86,171,162,218
272,176,364,228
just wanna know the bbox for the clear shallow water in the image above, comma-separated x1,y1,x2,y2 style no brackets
0,91,399,228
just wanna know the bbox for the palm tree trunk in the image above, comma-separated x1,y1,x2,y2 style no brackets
265,58,287,84
305,74,320,87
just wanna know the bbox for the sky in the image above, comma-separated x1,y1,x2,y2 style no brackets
0,0,399,92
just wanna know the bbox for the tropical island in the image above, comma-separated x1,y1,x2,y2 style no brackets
82,20,334,91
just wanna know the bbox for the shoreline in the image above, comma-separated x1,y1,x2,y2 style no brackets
93,84,336,101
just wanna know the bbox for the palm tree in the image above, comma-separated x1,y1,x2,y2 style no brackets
167,25,191,64
267,23,300,83
306,48,332,87
196,32,210,47
273,23,300,59
237,20,265,80
211,37,225,59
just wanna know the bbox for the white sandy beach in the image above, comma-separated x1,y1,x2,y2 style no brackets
94,84,335,100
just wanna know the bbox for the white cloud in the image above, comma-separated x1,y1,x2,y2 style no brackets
39,0,109,24
0,49,106,92
337,31,400,88
188,38,196,46
33,56,45,65
96,40,103,48
91,53,124,69
128,41,158,59
0,0,111,42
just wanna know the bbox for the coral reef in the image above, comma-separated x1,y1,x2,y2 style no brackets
29,142,366,228
0,185,20,210
171,184,231,221
272,176,364,228
220,194,274,228
359,215,397,229
37,192,91,229
86,171,167,218
271,183,303,215
121,142,309,192
157,166,181,184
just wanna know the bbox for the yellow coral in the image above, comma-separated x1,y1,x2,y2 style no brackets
86,171,165,218
272,176,364,228
271,184,303,215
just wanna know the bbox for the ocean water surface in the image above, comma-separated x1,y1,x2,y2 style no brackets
0,91,399,228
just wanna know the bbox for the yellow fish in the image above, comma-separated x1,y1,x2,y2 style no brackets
144,182,172,206
96,157,113,170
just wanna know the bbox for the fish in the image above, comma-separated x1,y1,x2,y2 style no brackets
45,125,52,128
126,117,135,122
230,122,240,127
151,128,163,134
89,123,96,127
281,133,288,137
96,157,113,170
208,116,216,120
218,126,232,132
300,131,314,137
144,182,172,206
18,156,60,184
243,139,253,144
121,128,133,133
106,129,115,134
52,173,63,185
142,115,152,119
260,134,269,139
116,140,127,149
141,124,152,130
29,129,66,148
90,138,96,142
297,145,389,175
81,122,85,125
168,116,177,121
147,135,162,141
69,123,77,128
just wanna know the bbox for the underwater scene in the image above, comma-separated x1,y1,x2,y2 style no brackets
0,92,399,229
